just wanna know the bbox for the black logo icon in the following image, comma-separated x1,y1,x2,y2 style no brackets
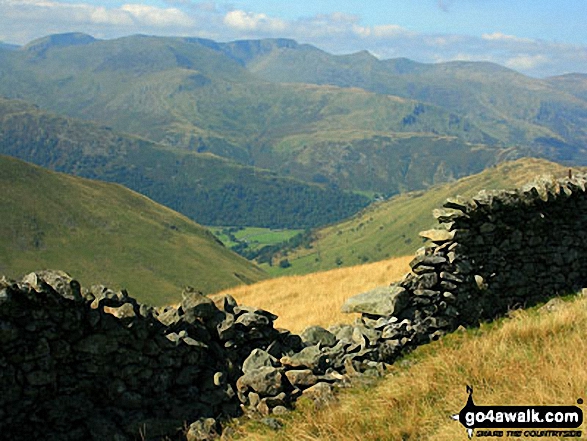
451,386,583,439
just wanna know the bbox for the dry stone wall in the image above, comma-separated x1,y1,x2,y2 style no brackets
342,173,587,363
0,271,303,440
2,173,587,440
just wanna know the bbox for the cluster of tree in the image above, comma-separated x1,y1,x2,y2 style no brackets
0,102,369,229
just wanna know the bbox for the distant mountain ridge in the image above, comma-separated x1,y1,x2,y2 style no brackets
0,42,19,51
1,33,586,227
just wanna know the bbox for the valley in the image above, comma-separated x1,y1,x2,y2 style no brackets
0,154,266,304
1,0,586,435
267,158,580,275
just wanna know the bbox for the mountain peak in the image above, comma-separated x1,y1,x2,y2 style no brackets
22,33,97,54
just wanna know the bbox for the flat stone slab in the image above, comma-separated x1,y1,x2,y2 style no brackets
419,229,455,242
341,285,408,317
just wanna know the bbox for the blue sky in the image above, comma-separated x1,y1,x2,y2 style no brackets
1,0,586,77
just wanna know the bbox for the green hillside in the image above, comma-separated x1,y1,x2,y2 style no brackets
3,33,584,200
239,41,587,155
0,97,369,228
546,73,587,102
269,158,577,275
0,154,267,305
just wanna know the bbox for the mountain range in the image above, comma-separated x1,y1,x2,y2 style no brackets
2,32,586,227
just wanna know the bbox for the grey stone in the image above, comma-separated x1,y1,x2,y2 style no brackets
260,417,283,431
213,372,224,387
410,254,448,270
242,349,278,374
221,294,238,313
301,326,337,347
285,369,319,388
181,288,219,322
302,382,335,405
341,285,408,317
474,275,488,290
413,289,438,297
443,196,470,211
216,313,235,340
416,272,438,289
272,405,289,415
433,208,465,222
539,297,565,312
419,229,455,242
235,312,270,328
237,366,283,396
331,324,354,342
186,418,218,441
75,334,118,354
440,272,463,283
280,345,326,370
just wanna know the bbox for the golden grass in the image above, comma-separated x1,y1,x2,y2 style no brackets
211,255,412,332
230,294,587,440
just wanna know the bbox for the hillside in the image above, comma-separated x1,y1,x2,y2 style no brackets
211,255,412,332
0,154,267,304
0,97,368,228
2,34,586,200
271,158,577,275
546,73,587,102
238,40,587,154
230,292,587,440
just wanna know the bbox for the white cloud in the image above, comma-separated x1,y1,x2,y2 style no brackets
373,25,411,38
505,54,550,71
121,4,194,27
224,10,287,32
0,0,195,32
482,32,534,44
89,6,133,26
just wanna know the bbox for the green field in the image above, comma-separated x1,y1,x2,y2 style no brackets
210,226,304,252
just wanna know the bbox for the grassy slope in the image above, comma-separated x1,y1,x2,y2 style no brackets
546,73,587,102
0,154,266,305
211,255,412,332
231,292,587,440
208,226,586,439
272,158,576,275
0,36,493,150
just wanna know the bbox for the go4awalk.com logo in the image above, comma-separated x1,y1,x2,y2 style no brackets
451,386,583,439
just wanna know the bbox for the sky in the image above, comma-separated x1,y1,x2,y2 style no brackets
1,0,586,77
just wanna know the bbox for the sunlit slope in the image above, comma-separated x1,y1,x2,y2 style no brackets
245,42,587,152
231,293,587,440
0,155,266,305
212,255,412,332
275,158,576,275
